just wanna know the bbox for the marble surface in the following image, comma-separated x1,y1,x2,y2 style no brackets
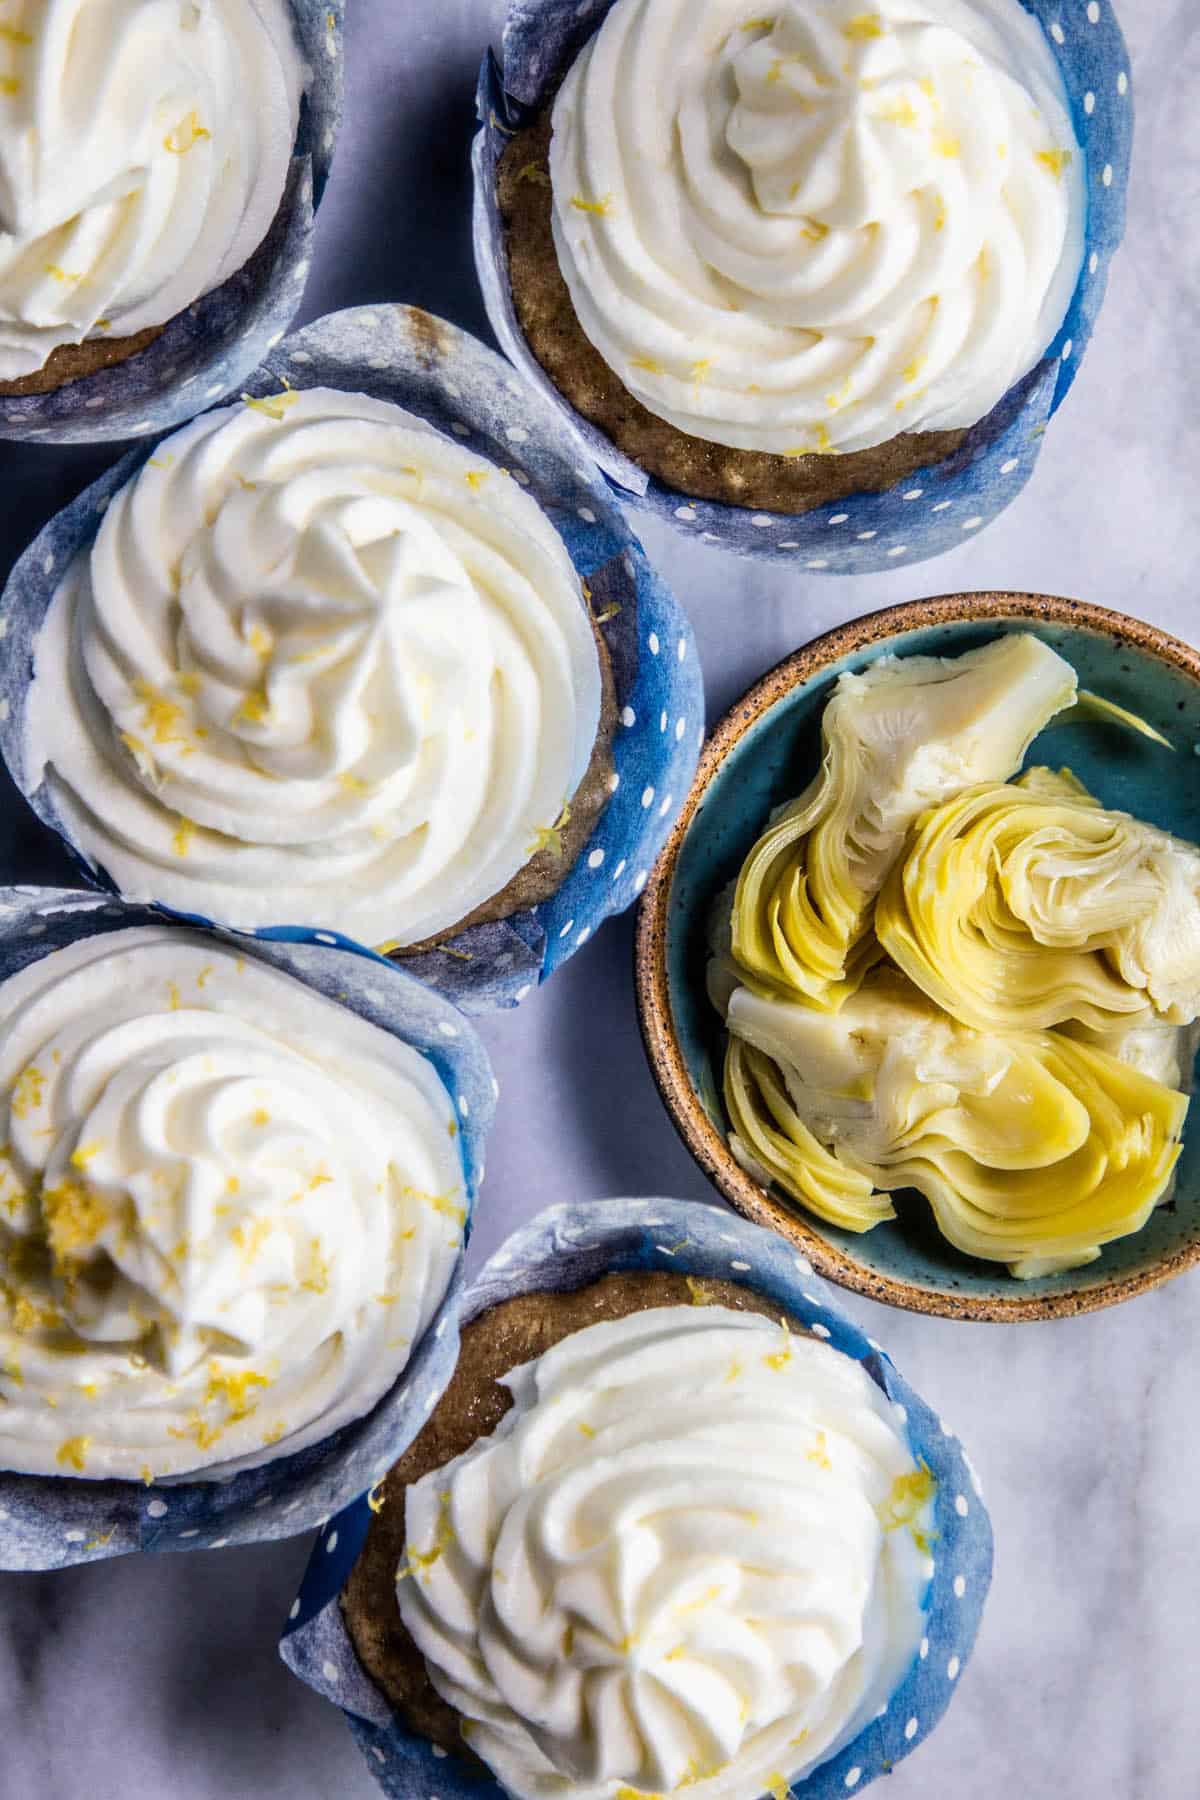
0,0,1196,1796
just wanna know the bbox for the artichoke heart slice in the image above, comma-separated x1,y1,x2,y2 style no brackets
877,767,1200,1032
730,635,1077,1009
723,972,1188,1277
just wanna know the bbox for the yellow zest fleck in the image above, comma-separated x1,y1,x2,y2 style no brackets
367,1481,387,1514
0,25,33,45
235,688,271,725
801,221,828,243
44,263,83,283
1036,147,1072,179
400,1183,467,1228
147,453,176,471
578,1422,596,1439
301,1238,331,1295
528,797,572,859
807,1429,832,1470
246,624,273,656
140,1465,155,1486
42,1180,108,1264
241,389,299,422
169,1412,223,1451
132,677,192,747
0,76,20,95
69,1141,104,1171
741,15,776,28
570,192,615,216
689,358,714,384
876,98,918,128
465,469,489,490
11,1064,45,1119
764,1321,793,1371
398,1489,455,1582
232,1218,273,1266
843,12,882,38
252,1108,270,1127
56,1435,91,1472
338,770,370,795
675,1584,721,1617
514,160,550,187
878,1462,938,1533
903,354,926,386
172,814,196,858
205,1364,270,1421
630,355,665,375
767,1776,794,1800
83,1526,117,1553
685,1275,716,1306
933,131,961,158
164,110,210,154
789,1729,810,1747
197,965,215,990
11,1293,62,1333
593,601,621,624
616,1788,663,1800
934,199,947,231
725,1358,742,1383
167,980,182,1011
1,1356,23,1387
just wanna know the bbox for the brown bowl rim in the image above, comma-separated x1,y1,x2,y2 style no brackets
634,591,1200,1322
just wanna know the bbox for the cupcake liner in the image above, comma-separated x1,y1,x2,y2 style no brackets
472,0,1132,572
0,0,343,446
0,886,496,1572
281,1196,994,1800
0,304,703,1014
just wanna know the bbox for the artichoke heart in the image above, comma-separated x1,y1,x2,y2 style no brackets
730,635,1077,1009
723,972,1188,1278
877,767,1200,1032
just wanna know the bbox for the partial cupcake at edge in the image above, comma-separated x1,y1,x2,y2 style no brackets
0,0,340,439
477,0,1131,560
706,632,1200,1284
0,887,493,1566
290,1201,991,1800
0,305,702,1009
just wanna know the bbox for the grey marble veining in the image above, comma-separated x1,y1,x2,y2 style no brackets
1,0,1198,1795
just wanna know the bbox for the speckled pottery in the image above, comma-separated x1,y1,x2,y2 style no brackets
473,0,1133,571
635,593,1200,1323
280,1197,994,1800
0,887,496,1572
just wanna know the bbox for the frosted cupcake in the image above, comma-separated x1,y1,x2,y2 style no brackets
475,0,1132,567
23,385,614,952
0,888,494,1567
0,0,340,443
3,306,702,1010
283,1200,993,1800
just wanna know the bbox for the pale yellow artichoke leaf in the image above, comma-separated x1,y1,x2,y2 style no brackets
729,634,1077,1008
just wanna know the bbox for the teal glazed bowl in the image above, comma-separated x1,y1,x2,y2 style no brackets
636,593,1200,1322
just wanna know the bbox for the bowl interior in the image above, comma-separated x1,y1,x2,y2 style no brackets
662,608,1200,1317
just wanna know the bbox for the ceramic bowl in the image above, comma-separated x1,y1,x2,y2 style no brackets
636,593,1200,1322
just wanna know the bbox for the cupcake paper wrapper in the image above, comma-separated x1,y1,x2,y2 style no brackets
0,304,703,1015
472,0,1132,572
281,1196,994,1800
0,886,496,1572
0,0,343,446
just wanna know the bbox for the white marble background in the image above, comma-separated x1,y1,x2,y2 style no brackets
1,0,1197,1795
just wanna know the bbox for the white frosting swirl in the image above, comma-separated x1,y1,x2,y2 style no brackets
27,387,603,947
397,1304,931,1800
550,0,1084,454
0,0,302,381
0,927,464,1481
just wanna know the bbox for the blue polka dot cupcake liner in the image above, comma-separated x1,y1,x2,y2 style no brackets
0,886,497,1572
0,304,704,1015
281,1196,994,1800
472,0,1132,573
0,0,343,446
